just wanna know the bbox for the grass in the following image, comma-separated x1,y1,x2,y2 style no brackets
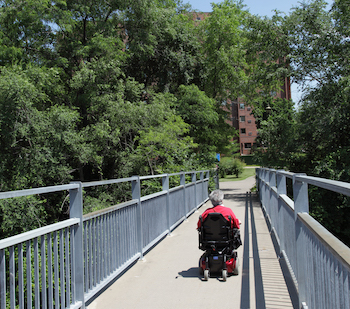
219,166,258,182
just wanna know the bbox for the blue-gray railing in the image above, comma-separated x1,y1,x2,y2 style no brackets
256,168,350,309
0,170,210,308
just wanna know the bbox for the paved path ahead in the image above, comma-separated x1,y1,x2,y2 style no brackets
88,176,296,309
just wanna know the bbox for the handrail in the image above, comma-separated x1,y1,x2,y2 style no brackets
256,168,350,309
0,170,210,309
294,175,350,197
0,218,80,249
0,183,79,200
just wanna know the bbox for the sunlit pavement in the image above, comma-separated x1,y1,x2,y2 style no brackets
88,176,296,309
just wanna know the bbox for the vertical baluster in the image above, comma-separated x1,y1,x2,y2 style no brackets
96,217,100,285
84,221,88,293
65,228,70,306
26,240,32,309
103,214,107,279
47,233,53,309
59,229,65,309
92,218,97,288
0,249,5,309
34,238,40,309
90,219,94,288
18,243,24,308
41,235,47,309
9,246,15,309
53,231,59,309
110,212,115,272
107,213,111,275
71,226,75,303
116,211,120,269
100,216,104,281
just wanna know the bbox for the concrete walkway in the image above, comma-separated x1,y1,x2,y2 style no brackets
88,176,296,309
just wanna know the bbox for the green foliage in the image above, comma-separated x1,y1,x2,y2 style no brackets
176,84,232,153
253,98,297,169
200,0,249,100
123,0,201,92
2,0,349,247
0,65,82,191
219,157,245,178
0,196,47,238
134,92,196,175
251,0,350,245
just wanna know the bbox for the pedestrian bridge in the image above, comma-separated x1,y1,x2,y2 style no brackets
0,169,349,309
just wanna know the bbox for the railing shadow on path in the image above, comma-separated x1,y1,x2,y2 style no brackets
244,191,298,309
222,190,298,309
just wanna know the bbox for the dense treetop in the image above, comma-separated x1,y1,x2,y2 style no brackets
0,0,349,244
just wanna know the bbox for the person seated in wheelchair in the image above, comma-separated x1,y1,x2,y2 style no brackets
197,189,241,231
197,189,241,279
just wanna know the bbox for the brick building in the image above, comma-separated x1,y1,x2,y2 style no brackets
230,75,291,155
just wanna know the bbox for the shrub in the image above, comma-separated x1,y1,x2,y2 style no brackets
219,157,245,178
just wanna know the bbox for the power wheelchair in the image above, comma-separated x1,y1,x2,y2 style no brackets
198,212,241,281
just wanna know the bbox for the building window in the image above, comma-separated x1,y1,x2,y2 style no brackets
240,116,245,122
247,107,251,111
241,128,246,134
248,119,252,123
240,103,245,109
248,132,252,136
244,143,252,149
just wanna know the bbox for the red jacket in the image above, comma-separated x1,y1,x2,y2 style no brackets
197,205,240,229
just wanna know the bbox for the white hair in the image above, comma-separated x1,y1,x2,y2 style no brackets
209,189,224,206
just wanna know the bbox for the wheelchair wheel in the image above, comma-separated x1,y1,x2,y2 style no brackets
199,267,203,276
233,258,239,275
222,269,227,281
204,269,209,281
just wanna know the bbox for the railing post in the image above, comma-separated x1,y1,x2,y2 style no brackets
162,174,170,233
293,174,309,308
69,181,85,308
215,167,219,189
200,171,204,203
268,169,276,215
192,172,197,209
132,176,143,259
180,172,187,217
276,171,287,254
206,170,210,199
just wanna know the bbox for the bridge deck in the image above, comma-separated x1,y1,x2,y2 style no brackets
87,176,297,309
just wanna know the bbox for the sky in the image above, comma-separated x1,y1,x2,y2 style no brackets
186,0,333,105
187,0,305,16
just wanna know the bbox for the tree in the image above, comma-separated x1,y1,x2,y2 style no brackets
200,0,249,101
0,0,57,65
253,98,297,169
134,92,196,175
122,0,202,92
176,84,233,153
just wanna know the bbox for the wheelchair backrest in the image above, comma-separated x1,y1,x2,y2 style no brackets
200,212,231,242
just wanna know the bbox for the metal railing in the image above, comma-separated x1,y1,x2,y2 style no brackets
256,168,350,309
0,170,210,308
